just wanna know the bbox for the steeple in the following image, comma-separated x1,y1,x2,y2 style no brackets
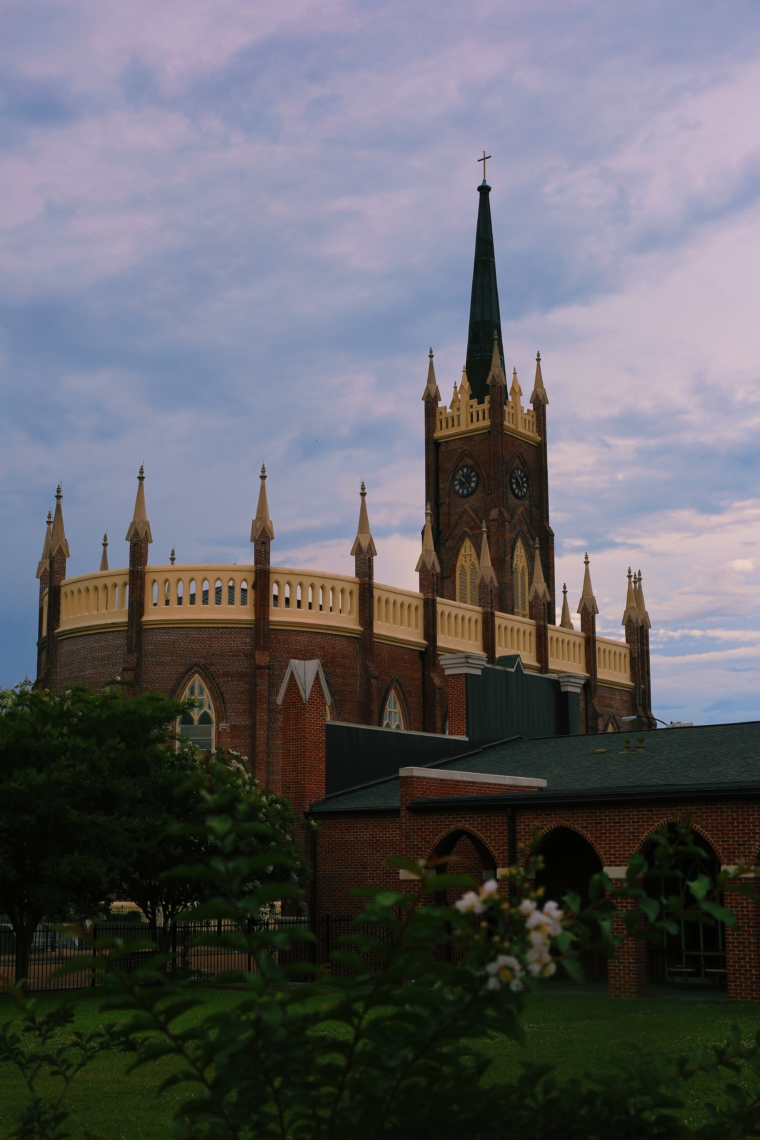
529,352,549,406
36,511,53,578
421,347,441,402
560,584,573,630
50,485,70,558
415,503,441,573
622,567,639,625
100,534,109,572
477,519,498,587
635,570,651,630
125,466,153,543
465,178,504,403
350,482,377,556
251,464,275,542
577,552,599,615
529,536,551,602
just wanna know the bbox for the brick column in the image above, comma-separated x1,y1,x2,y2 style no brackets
607,893,648,998
530,592,549,673
253,530,271,782
277,661,330,815
352,482,379,726
440,652,487,739
47,546,67,690
122,532,149,687
422,349,441,552
725,885,760,1001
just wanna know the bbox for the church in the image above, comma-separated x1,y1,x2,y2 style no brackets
33,176,760,1003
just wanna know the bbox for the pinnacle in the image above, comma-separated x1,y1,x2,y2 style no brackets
251,463,275,542
560,583,574,630
529,535,550,602
421,346,441,402
415,503,440,574
529,349,549,406
100,533,109,573
351,481,377,557
126,465,153,544
577,552,599,616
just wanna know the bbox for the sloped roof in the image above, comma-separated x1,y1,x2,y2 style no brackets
309,720,760,814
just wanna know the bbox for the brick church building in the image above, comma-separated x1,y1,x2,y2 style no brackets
34,177,760,1002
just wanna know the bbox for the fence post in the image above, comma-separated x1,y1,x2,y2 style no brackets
90,922,97,989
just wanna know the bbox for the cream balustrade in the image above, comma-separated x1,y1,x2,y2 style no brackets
374,585,425,646
438,599,483,654
494,612,538,666
269,568,360,634
144,566,254,624
596,637,633,688
548,627,587,674
434,385,539,444
59,570,130,633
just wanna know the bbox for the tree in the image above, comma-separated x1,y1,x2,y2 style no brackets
0,682,185,983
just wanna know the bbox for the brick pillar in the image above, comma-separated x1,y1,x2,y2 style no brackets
422,352,440,553
253,530,271,783
352,482,379,726
419,562,445,733
580,609,599,734
278,662,329,814
122,533,149,688
46,547,67,690
478,577,496,665
530,592,549,673
607,894,648,998
725,886,760,1001
440,653,486,739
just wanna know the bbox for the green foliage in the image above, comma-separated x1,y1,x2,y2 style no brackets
0,985,114,1140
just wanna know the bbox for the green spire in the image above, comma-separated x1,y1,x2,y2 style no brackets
465,180,504,403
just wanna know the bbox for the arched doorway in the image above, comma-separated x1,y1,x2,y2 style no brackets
643,827,725,987
534,827,604,981
432,830,497,906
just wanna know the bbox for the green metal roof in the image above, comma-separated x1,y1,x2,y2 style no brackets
309,721,760,814
465,181,505,403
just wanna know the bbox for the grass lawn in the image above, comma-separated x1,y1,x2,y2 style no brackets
1,985,759,1138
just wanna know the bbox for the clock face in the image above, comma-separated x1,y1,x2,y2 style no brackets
452,465,479,497
510,467,529,499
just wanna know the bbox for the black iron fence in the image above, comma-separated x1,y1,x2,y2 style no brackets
0,915,395,993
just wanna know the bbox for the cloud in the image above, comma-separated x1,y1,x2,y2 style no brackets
2,1,760,727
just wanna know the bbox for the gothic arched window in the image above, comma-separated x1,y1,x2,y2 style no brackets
513,540,528,616
456,539,479,605
178,675,215,753
382,690,404,731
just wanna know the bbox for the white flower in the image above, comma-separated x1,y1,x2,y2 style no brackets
487,976,501,990
481,879,499,897
519,898,536,916
454,891,484,914
486,954,524,992
525,902,563,938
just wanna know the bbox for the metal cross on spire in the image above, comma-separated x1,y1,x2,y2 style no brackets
478,150,491,181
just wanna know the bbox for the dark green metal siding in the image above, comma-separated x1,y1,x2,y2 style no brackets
467,659,560,745
325,723,474,795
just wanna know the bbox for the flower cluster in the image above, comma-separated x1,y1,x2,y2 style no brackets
453,880,565,990
453,878,500,915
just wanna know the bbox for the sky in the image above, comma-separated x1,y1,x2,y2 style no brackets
2,0,760,725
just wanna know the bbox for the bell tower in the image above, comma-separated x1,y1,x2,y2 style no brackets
422,175,555,621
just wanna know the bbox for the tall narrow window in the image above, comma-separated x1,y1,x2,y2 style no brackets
227,579,235,605
513,539,528,616
178,676,215,753
214,579,222,605
455,539,479,605
189,579,196,606
202,579,210,606
240,580,248,606
382,690,404,731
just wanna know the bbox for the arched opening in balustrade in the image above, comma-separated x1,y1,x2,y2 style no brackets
349,589,354,616
272,582,279,607
214,579,222,605
227,579,235,605
339,588,345,615
329,587,334,613
164,580,171,606
151,581,158,607
189,579,196,606
307,584,313,611
284,583,291,609
177,675,215,754
414,604,420,630
392,599,398,624
318,586,324,612
296,584,302,610
177,579,184,605
202,579,210,606
513,539,529,616
113,585,119,610
241,580,248,606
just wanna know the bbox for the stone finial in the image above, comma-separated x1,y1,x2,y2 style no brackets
486,329,505,388
529,350,549,406
450,381,460,407
459,365,471,399
36,510,53,578
477,519,498,588
100,533,109,573
250,463,275,542
50,485,71,558
170,547,176,565
415,503,441,573
622,567,640,626
125,466,153,543
560,583,574,630
421,347,441,402
350,481,377,556
577,552,599,615
529,535,551,602
635,570,651,630
510,366,522,404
